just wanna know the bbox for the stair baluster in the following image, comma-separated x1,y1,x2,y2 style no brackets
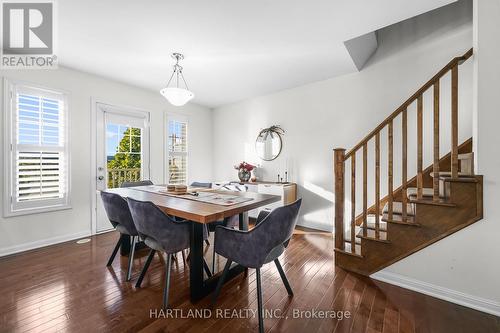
433,81,441,200
363,144,368,237
417,95,424,200
375,133,381,238
351,154,356,253
388,120,394,221
402,109,408,220
451,65,459,178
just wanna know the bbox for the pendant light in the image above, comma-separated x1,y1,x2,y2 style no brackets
160,53,194,106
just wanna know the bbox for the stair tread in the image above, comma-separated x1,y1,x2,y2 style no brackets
440,176,479,183
407,187,445,199
336,243,362,257
363,215,388,231
356,228,389,243
381,213,420,226
344,226,362,244
429,171,473,178
409,198,456,207
382,201,415,216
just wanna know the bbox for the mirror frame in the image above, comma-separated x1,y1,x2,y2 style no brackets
255,125,284,161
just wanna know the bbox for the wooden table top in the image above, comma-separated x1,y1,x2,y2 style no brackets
104,187,281,223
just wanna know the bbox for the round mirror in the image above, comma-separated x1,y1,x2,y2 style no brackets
255,126,284,161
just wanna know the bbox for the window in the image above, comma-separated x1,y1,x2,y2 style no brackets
106,122,143,189
166,117,188,185
4,81,70,216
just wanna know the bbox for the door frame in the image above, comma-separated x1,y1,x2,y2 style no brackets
90,98,151,235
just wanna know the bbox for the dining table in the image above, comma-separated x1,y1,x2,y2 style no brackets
102,185,281,301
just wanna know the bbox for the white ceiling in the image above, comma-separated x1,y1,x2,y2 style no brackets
58,0,456,108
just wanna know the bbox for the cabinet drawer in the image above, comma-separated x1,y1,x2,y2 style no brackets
257,184,284,196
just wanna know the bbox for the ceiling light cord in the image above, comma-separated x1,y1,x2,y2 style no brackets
165,53,189,90
160,52,194,106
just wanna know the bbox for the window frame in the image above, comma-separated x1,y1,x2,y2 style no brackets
164,113,189,186
3,78,71,217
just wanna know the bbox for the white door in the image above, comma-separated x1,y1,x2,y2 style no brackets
95,103,150,233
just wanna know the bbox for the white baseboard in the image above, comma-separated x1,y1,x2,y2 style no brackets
371,270,500,317
0,230,92,257
296,220,333,232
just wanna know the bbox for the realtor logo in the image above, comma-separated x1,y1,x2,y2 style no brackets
1,0,57,69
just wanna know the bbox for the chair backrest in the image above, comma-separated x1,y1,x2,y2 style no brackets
127,197,190,254
248,199,302,265
100,192,138,236
121,180,154,188
255,199,302,245
190,182,212,188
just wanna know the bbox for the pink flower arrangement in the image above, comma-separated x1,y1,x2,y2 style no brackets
234,161,255,172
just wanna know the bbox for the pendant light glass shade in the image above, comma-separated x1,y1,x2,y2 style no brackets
160,53,194,106
160,87,194,106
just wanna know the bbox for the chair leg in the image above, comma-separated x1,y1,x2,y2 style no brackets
211,259,232,305
212,246,216,274
203,258,213,277
163,254,173,309
181,250,186,264
135,249,156,288
256,268,264,333
274,258,293,296
126,236,137,281
106,237,121,267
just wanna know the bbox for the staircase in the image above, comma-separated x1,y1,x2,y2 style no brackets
333,48,483,276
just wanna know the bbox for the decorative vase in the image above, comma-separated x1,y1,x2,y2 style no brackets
238,169,251,182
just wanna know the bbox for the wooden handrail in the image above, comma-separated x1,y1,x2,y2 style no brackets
345,48,473,158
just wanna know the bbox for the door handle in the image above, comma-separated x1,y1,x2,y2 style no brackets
98,176,104,181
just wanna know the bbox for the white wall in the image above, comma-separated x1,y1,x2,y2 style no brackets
212,1,473,231
0,67,213,256
372,0,500,317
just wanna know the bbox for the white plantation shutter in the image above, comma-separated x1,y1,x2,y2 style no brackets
167,118,188,185
5,82,70,215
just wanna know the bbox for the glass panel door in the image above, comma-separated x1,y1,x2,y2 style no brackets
95,103,150,233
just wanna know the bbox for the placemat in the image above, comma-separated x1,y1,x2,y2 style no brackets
129,185,254,206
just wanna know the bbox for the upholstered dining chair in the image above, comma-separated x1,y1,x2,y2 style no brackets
121,180,154,188
100,191,140,281
121,179,191,263
190,182,212,246
127,197,212,308
211,199,302,333
209,183,247,272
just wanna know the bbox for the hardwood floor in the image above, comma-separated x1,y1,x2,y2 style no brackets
0,229,498,333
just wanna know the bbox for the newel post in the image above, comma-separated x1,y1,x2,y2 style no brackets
334,148,346,250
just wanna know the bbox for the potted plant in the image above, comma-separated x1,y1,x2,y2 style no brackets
234,161,255,182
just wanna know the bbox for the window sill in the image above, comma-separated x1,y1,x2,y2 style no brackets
3,204,72,218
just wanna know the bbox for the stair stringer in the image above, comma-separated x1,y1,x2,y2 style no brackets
335,176,483,276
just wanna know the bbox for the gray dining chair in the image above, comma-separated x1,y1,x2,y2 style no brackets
100,191,139,281
189,182,212,246
121,180,154,188
209,183,247,272
211,199,302,333
127,197,212,308
121,179,190,263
